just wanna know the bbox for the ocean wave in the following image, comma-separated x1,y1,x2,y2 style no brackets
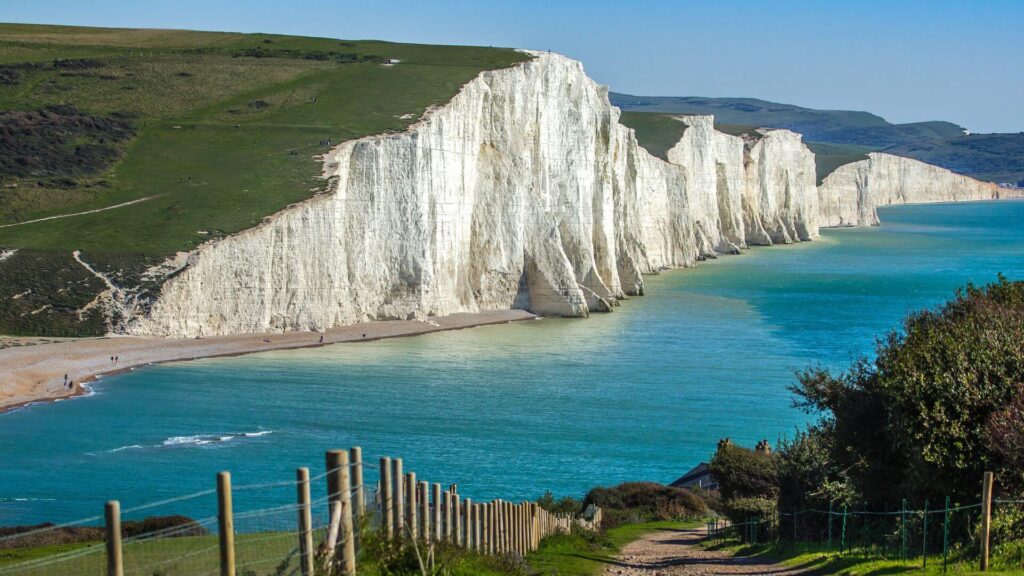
97,430,273,454
109,444,144,453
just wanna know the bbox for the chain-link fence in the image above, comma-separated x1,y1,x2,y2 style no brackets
708,489,1024,572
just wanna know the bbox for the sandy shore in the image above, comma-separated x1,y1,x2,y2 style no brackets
0,309,536,413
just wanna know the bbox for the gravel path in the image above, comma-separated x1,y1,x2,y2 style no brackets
606,527,813,576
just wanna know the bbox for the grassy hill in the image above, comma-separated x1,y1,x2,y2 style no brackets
611,92,1024,185
617,111,689,160
0,23,528,336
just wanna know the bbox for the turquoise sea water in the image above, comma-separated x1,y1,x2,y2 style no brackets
1,200,1023,525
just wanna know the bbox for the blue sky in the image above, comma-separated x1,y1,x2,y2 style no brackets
4,0,1022,132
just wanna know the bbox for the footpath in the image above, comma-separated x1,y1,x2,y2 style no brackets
605,527,812,576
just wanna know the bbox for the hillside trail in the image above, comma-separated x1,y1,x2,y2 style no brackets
605,527,815,576
0,195,158,229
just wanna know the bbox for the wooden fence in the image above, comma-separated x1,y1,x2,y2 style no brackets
94,446,598,576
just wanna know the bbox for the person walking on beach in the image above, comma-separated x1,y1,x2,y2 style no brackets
319,334,324,344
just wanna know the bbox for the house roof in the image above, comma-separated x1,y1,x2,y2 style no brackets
669,462,712,488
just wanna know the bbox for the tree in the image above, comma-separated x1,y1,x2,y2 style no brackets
792,277,1024,505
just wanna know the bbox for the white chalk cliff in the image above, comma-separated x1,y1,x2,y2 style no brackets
125,52,1010,337
818,152,1021,227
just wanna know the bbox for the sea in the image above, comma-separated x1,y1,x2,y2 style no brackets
1,200,1022,525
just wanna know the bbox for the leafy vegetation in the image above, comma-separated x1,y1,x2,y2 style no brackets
0,23,529,335
582,482,708,527
791,276,1024,505
706,278,1024,559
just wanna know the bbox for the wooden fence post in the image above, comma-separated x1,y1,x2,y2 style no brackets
432,483,442,542
981,471,994,571
419,481,431,541
105,500,123,576
483,502,491,553
296,467,314,576
380,457,393,539
406,472,418,540
444,490,453,542
454,493,462,546
464,497,473,549
475,500,483,549
350,447,364,520
393,458,404,539
338,450,356,576
481,503,488,553
217,472,235,576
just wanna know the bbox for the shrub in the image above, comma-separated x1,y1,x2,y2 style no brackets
535,491,582,515
791,277,1024,506
709,442,779,501
582,482,707,527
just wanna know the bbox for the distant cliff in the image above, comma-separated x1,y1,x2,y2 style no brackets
818,152,1022,227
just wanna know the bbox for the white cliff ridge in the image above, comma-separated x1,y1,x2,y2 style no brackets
126,52,1012,337
818,152,1022,227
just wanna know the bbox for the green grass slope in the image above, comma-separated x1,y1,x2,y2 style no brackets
617,111,689,160
0,23,528,336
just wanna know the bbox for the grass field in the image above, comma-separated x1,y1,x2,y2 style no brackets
617,111,689,160
703,538,1024,576
0,23,528,335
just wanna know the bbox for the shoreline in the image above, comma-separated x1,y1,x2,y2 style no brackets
0,309,537,414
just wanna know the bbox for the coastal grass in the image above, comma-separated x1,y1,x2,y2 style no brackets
527,519,705,576
617,111,689,161
0,23,528,335
805,141,874,185
702,538,1024,575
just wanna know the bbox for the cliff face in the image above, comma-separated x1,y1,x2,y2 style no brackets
818,152,1020,226
128,53,820,336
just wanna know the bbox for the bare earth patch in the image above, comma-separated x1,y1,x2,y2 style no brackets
606,528,811,576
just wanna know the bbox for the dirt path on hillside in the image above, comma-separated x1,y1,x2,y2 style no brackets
606,528,814,576
0,195,158,229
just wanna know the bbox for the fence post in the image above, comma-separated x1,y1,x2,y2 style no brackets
900,498,907,561
217,471,235,576
464,497,473,549
432,483,442,542
827,502,833,553
980,471,994,572
393,459,404,539
481,503,488,553
444,489,453,542
380,457,393,539
406,472,418,541
105,500,123,576
296,467,314,576
840,506,848,555
350,447,364,521
338,451,356,576
923,499,929,569
454,492,462,546
942,495,950,574
419,481,431,541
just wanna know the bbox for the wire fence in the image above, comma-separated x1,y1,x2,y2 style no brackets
707,480,1024,573
0,447,594,576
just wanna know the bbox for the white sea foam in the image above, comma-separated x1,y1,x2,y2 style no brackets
96,430,273,455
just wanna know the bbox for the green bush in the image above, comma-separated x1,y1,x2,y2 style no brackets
791,277,1024,506
582,482,707,527
535,491,582,515
709,442,779,501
